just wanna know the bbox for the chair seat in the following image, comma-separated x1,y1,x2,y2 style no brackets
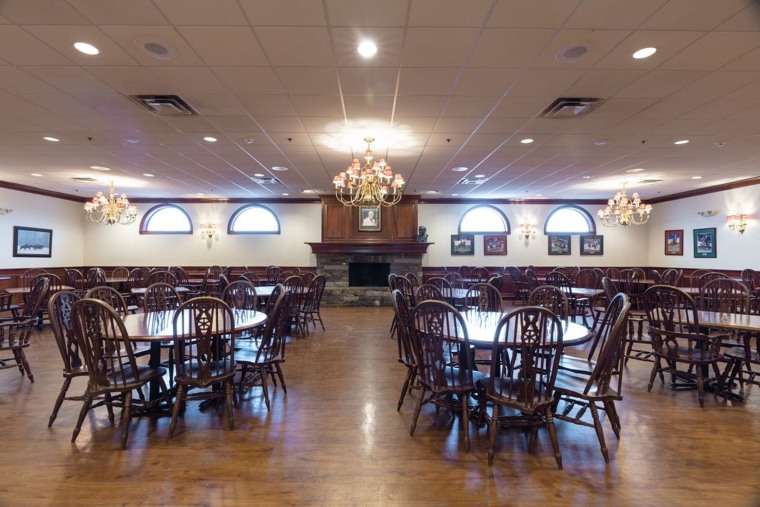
482,376,554,412
653,345,722,365
175,358,236,388
93,364,167,390
558,354,595,374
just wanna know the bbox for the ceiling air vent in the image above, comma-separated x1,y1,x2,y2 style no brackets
458,176,487,185
541,97,607,118
638,179,662,184
128,95,198,115
251,176,281,185
72,176,98,183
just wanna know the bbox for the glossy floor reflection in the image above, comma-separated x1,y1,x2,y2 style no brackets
1,307,759,505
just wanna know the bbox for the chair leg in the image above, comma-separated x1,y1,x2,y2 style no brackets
104,393,115,425
604,400,621,439
275,363,287,393
410,387,426,436
120,391,132,449
16,349,34,382
545,407,563,470
49,377,72,427
169,385,184,438
696,366,705,408
260,368,271,412
487,404,500,466
589,403,609,463
461,395,470,452
71,394,92,443
648,360,660,392
225,381,235,430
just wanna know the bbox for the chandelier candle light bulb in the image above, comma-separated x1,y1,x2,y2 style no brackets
597,183,652,226
83,182,138,225
333,137,405,207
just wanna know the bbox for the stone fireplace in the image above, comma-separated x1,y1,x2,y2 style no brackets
307,242,432,307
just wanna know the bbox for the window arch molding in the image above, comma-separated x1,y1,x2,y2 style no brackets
227,204,281,234
139,204,193,235
458,204,511,234
543,205,596,235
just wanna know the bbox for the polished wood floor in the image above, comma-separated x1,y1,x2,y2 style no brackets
2,307,759,506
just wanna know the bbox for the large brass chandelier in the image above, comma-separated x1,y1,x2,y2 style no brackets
333,137,405,207
83,181,138,225
597,183,652,226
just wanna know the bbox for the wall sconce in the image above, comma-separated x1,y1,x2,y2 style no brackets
199,223,217,240
518,223,537,240
0,208,13,215
727,214,748,234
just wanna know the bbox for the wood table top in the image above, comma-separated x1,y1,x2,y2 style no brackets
4,285,74,295
121,309,267,341
458,310,593,348
131,286,190,295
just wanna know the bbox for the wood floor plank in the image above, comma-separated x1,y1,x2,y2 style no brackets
1,307,759,506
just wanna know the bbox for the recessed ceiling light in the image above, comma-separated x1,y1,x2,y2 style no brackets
43,136,59,142
203,136,217,143
474,174,485,179
272,166,288,172
357,40,377,58
674,139,689,145
133,37,177,60
452,193,459,196
632,47,657,59
196,193,205,196
124,137,141,144
626,168,646,173
424,190,439,194
582,175,592,179
74,42,99,55
520,138,534,144
243,137,254,144
451,166,468,172
535,194,543,197
594,139,609,146
554,43,591,62
282,193,289,196
143,173,154,177
90,165,110,171
31,173,42,177
692,176,703,180
253,173,265,177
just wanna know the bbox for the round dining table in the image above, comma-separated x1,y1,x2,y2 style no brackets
458,309,594,348
121,308,267,405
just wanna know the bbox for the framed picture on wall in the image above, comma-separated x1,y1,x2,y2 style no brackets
483,234,507,255
13,226,52,258
548,234,571,255
693,227,717,258
451,234,475,255
358,205,381,231
579,235,604,256
664,229,684,256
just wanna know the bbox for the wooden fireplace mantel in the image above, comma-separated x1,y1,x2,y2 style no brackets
306,242,433,255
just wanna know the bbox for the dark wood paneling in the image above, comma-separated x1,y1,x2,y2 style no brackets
394,202,418,241
319,196,420,243
323,204,346,240
307,242,433,254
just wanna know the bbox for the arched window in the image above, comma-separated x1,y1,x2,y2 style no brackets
228,204,280,234
544,205,596,234
140,204,192,234
458,204,510,234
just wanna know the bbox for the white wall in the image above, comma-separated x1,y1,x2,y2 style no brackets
83,201,322,267
647,184,760,270
0,187,84,268
418,202,650,267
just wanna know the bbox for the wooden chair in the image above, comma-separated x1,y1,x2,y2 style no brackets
235,290,290,410
222,279,259,311
428,277,455,306
0,277,49,383
85,268,106,290
111,267,129,279
239,271,261,286
470,266,490,284
64,268,86,295
121,267,144,306
662,268,683,286
405,272,420,291
698,271,728,290
70,298,172,448
300,271,316,286
411,300,482,451
545,271,591,326
552,293,631,462
509,266,538,304
617,270,650,363
266,266,283,285
525,267,539,293
643,285,726,407
0,290,21,318
21,268,47,289
32,272,62,326
689,269,708,289
299,274,326,334
143,283,182,312
169,266,191,287
415,283,443,303
170,297,237,436
85,286,136,316
145,270,177,287
391,289,418,410
390,275,416,310
464,282,503,313
528,285,569,320
478,306,564,468
605,267,621,280
487,274,503,292
444,271,465,290
282,275,306,335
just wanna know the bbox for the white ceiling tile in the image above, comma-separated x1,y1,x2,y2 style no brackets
670,71,760,98
679,99,757,120
343,95,395,117
477,117,531,134
288,95,343,117
660,32,760,71
488,0,579,28
588,97,658,118
213,67,284,94
274,67,339,95
180,94,248,116
408,0,493,27
397,68,461,96
22,66,116,94
532,30,633,70
453,68,522,96
23,26,140,66
254,116,306,133
0,93,63,115
401,28,480,67
617,71,709,98
332,27,404,68
432,117,482,134
565,69,649,97
0,66,59,94
442,96,501,117
152,0,247,26
151,67,229,94
565,0,667,29
507,69,587,97
101,26,204,67
238,0,327,26
490,96,550,118
325,0,407,27
633,97,710,119
594,31,704,70
722,45,760,72
469,29,553,69
394,96,447,117
84,66,173,95
338,67,399,95
0,26,72,65
640,0,752,30
238,95,297,116
0,0,90,24
256,27,334,67
178,27,268,67
66,0,170,25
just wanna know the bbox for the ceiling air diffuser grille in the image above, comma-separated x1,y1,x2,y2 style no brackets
541,97,607,118
128,95,198,115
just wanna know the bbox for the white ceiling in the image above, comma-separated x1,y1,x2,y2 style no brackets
0,0,759,202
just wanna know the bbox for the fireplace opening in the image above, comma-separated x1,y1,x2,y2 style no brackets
349,262,390,287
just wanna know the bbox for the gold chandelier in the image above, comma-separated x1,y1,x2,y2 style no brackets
83,182,138,225
333,137,405,207
597,183,652,226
